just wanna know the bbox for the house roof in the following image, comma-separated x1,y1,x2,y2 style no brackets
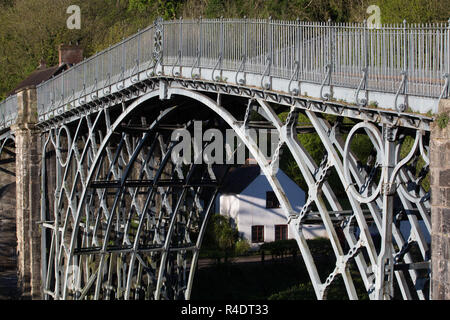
8,64,68,96
219,165,261,194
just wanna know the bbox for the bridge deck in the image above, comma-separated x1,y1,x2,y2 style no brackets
1,18,448,131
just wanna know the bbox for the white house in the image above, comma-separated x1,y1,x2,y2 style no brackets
216,164,328,247
213,164,430,250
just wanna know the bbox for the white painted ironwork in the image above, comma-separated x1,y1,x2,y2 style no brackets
35,84,432,300
0,95,18,130
0,17,439,301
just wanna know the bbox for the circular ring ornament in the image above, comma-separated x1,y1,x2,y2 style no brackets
57,125,72,167
343,122,385,203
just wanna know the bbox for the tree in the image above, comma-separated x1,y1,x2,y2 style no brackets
376,0,448,23
0,0,159,100
128,0,182,20
203,214,240,263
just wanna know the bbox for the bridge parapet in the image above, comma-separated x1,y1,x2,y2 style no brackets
0,95,18,131
3,18,444,126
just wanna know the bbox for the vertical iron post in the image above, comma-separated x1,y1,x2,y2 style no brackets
198,16,202,69
297,17,302,81
403,20,408,103
375,125,397,300
220,16,224,70
179,17,183,65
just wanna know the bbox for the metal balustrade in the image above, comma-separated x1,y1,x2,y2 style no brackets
36,24,156,118
162,19,449,99
0,18,449,129
0,95,18,130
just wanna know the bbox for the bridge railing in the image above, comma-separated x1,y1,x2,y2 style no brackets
36,24,155,118
163,18,449,99
0,95,18,130
0,18,449,128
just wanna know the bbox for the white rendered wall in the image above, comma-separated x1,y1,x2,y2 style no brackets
219,170,329,246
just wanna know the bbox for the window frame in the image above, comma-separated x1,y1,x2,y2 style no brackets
275,224,288,241
251,225,265,243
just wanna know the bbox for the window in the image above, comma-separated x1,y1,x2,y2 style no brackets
275,225,288,241
266,191,280,209
251,225,264,243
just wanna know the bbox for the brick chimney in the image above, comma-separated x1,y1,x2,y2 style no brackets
58,44,83,67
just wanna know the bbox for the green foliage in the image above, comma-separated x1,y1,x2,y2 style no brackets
375,0,448,23
193,237,370,300
128,0,181,20
0,0,160,100
234,239,251,256
128,0,153,12
268,237,370,300
276,111,374,209
191,255,309,300
398,135,430,192
0,0,13,7
214,215,238,251
369,101,379,108
437,112,449,129
194,0,364,21
268,283,316,300
202,214,241,262
349,133,373,165
260,239,299,258
205,0,225,18
268,274,370,300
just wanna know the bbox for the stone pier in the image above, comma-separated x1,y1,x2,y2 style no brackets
430,98,450,300
11,86,42,299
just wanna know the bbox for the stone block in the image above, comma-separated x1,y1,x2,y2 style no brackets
431,279,447,300
439,170,450,187
442,208,450,234
438,99,450,114
429,145,448,168
432,187,450,207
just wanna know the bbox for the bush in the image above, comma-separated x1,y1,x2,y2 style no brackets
259,238,337,262
260,239,299,258
235,239,251,256
437,112,449,129
268,283,316,300
201,214,243,262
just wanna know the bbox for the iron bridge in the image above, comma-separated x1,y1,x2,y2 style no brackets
0,17,448,300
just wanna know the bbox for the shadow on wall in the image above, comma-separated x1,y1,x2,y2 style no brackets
0,181,19,300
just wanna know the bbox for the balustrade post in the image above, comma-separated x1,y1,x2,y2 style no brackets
403,20,409,103
364,20,369,101
199,16,202,73
179,16,183,75
297,17,302,82
328,19,334,98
